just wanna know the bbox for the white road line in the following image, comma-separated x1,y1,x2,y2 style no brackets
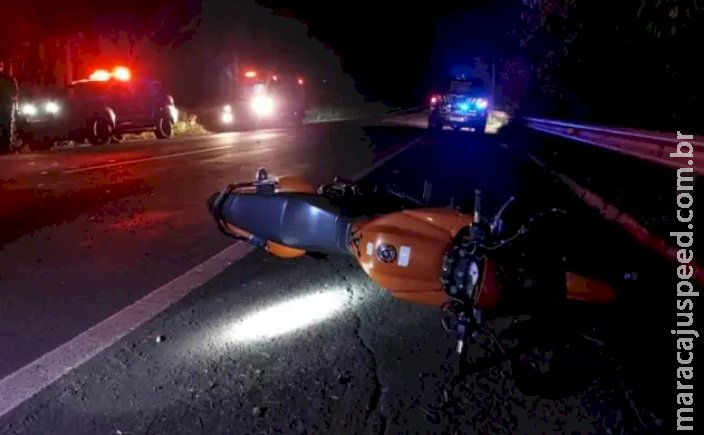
0,136,418,419
63,145,272,174
0,242,253,419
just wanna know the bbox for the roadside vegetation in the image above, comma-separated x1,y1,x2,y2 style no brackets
121,109,209,142
303,102,390,123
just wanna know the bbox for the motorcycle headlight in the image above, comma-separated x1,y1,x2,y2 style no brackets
250,95,275,116
21,103,38,116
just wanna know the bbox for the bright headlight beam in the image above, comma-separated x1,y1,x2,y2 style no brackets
21,104,38,116
250,95,275,116
226,290,348,342
44,101,60,114
221,112,234,124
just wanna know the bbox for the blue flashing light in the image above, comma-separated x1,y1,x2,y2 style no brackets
458,102,470,111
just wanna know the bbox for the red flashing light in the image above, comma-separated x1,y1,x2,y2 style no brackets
245,70,257,78
272,75,278,81
90,69,111,81
297,78,304,85
113,66,131,81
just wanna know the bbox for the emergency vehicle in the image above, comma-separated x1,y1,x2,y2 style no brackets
427,75,490,133
218,68,308,131
16,66,177,150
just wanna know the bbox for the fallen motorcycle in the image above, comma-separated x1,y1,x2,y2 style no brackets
207,168,620,380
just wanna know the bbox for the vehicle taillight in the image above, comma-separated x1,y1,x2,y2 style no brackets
297,78,304,85
245,71,257,78
90,69,111,81
113,66,131,81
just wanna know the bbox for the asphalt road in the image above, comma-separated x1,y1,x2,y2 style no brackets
0,120,417,378
0,115,695,433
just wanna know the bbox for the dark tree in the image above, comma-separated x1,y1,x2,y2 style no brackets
518,0,704,131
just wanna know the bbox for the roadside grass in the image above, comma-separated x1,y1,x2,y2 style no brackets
486,110,511,134
304,102,391,123
122,109,209,142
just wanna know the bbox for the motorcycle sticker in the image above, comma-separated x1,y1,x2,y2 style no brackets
398,246,411,267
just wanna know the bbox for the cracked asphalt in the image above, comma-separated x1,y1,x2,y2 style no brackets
1,115,693,434
1,250,652,434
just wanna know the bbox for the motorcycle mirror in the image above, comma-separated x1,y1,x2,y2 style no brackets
490,196,515,235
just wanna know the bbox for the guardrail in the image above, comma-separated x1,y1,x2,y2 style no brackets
524,117,704,174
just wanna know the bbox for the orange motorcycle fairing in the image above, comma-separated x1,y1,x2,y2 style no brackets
223,222,307,258
565,272,618,304
352,208,472,306
267,241,307,258
473,257,505,310
275,176,316,194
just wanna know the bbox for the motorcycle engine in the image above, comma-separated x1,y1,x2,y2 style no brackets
441,226,483,305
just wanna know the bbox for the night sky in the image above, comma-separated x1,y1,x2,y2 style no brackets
6,0,698,130
210,0,521,105
0,0,519,106
146,0,522,106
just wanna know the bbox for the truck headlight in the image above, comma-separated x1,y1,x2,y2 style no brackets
44,101,60,114
221,112,234,124
21,103,38,116
250,95,275,116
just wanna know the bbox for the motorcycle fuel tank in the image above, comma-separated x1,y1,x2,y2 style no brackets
353,208,472,306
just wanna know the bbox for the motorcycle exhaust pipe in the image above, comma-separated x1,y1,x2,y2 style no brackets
208,189,353,255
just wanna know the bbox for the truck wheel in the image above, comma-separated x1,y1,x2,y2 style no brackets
87,118,113,145
155,116,173,139
10,130,31,153
110,133,124,143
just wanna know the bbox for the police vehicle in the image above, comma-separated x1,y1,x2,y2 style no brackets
427,75,490,133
